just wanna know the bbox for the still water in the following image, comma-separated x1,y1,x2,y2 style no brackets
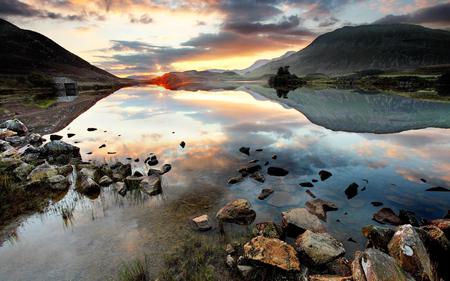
0,86,449,280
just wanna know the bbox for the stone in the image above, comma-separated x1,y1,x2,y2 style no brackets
192,214,212,231
305,199,338,221
258,188,274,200
67,133,75,138
79,167,100,181
216,199,256,228
180,141,186,148
50,134,63,141
0,129,17,140
239,146,250,155
113,182,127,196
13,162,34,181
27,162,59,182
300,182,314,187
325,257,352,276
309,276,352,281
267,166,289,176
0,119,28,134
140,174,162,195
124,176,143,190
272,154,277,160
344,183,358,199
161,164,172,174
388,224,435,281
281,208,325,237
0,157,23,171
237,265,255,277
353,248,413,281
420,225,450,278
0,140,13,152
249,171,265,183
78,177,100,195
28,133,43,144
228,176,244,184
319,170,332,181
5,136,26,146
399,210,426,227
226,255,235,268
111,162,132,180
372,208,403,225
48,175,69,190
371,201,383,207
98,175,113,186
252,221,284,239
425,186,450,192
361,225,395,253
429,219,450,237
295,230,345,265
133,171,143,177
145,154,158,166
238,164,261,175
225,244,235,254
243,236,301,271
42,140,81,164
87,128,97,131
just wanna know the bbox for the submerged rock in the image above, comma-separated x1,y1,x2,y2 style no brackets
50,134,63,141
319,170,332,181
361,225,395,253
243,236,301,271
305,199,338,221
258,188,274,200
140,174,162,195
373,208,403,225
371,201,383,207
216,199,256,229
250,171,265,183
192,214,212,231
295,230,345,265
267,166,289,176
228,176,244,184
252,221,284,239
399,209,426,227
239,146,250,155
281,208,325,237
388,224,435,281
238,164,261,175
344,183,358,199
299,182,314,187
0,119,28,135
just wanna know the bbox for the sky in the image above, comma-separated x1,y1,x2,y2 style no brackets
1,0,450,77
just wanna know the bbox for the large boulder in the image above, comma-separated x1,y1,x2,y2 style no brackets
281,208,325,237
79,167,101,181
429,219,450,237
361,225,395,253
42,140,81,164
352,248,413,281
140,174,162,195
216,199,256,229
295,230,345,265
0,119,28,135
388,224,436,281
305,199,338,221
243,236,301,271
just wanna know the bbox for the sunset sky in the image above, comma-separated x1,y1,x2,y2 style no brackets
1,0,450,77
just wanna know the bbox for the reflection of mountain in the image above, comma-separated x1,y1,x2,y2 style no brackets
242,85,450,133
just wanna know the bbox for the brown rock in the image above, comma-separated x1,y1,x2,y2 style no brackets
192,214,212,231
357,248,413,281
252,221,284,239
295,230,345,265
361,225,395,253
309,276,352,281
258,188,274,200
140,174,162,195
306,199,338,221
243,236,300,271
281,208,325,237
228,176,244,184
216,199,256,229
351,251,366,281
372,208,403,225
430,219,450,237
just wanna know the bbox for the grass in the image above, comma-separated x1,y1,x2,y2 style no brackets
117,257,151,281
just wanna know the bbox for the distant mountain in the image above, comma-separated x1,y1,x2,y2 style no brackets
0,18,123,84
246,24,450,77
150,70,242,90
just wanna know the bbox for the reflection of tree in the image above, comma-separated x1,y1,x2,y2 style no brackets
276,88,289,98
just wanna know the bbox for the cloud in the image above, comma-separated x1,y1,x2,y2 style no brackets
0,0,87,21
374,2,450,26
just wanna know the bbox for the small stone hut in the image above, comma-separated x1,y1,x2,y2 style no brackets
53,77,78,96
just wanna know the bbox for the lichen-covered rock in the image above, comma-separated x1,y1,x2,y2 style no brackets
305,199,338,221
0,157,23,171
27,162,59,182
216,199,256,227
0,119,28,135
388,224,436,281
140,174,162,195
252,221,284,239
361,225,395,253
13,162,35,181
281,208,325,237
48,175,69,190
243,236,300,271
295,230,345,265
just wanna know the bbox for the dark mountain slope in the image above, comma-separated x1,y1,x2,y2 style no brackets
246,24,450,77
0,18,122,84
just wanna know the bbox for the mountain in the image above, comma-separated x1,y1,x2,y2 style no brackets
0,18,124,85
246,24,450,77
150,70,242,90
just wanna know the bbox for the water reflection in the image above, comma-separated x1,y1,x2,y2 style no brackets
0,86,449,281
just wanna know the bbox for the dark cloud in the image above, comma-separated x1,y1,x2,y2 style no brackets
374,2,450,25
129,13,153,24
0,0,86,21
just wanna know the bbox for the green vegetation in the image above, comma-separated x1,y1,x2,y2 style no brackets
116,257,150,281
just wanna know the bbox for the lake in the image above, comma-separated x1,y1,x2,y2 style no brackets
0,85,449,281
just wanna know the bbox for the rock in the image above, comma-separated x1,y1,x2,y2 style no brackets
239,146,250,155
420,225,450,278
252,221,284,239
78,177,100,196
371,201,383,207
228,176,244,184
140,174,162,195
299,182,314,187
249,171,265,183
361,225,395,253
180,141,186,148
111,162,132,180
124,176,143,190
99,144,106,149
113,182,127,196
305,199,338,221
319,170,332,181
98,175,113,186
309,276,352,281
281,208,325,237
399,209,426,227
272,154,277,160
344,183,358,199
13,162,34,181
0,129,17,140
161,164,172,174
372,208,403,225
79,167,100,181
50,134,63,141
0,140,13,152
237,265,255,277
243,236,301,271
27,162,59,182
28,133,43,144
429,219,450,237
48,175,69,190
67,133,75,138
267,166,289,176
216,199,256,228
87,128,97,131
256,148,263,152
295,230,345,265
312,179,318,183
144,154,158,166
248,159,258,164
306,189,316,198
258,188,274,200
42,140,81,164
388,224,435,281
225,244,235,254
325,257,352,276
0,119,28,134
192,214,212,231
5,136,26,146
425,186,450,192
353,248,413,281
238,164,261,175
226,255,235,268
0,157,23,171
133,171,143,177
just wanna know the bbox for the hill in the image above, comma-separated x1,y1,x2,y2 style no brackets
0,18,125,86
246,24,450,77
